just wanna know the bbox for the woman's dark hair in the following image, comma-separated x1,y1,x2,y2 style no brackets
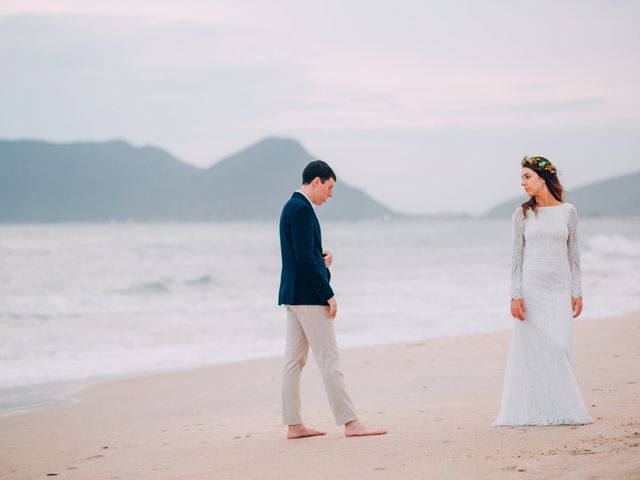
521,156,564,218
302,160,336,185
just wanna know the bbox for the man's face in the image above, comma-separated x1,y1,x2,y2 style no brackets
313,177,335,205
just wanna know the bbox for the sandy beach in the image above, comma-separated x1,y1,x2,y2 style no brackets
1,313,639,480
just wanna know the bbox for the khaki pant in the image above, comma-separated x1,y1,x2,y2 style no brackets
282,305,357,426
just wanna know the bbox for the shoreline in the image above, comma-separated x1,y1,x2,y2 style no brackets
1,312,638,419
2,313,639,479
0,321,522,418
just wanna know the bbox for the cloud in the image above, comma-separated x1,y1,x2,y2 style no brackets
0,2,639,213
2,4,639,139
490,98,608,114
0,0,251,25
0,13,313,166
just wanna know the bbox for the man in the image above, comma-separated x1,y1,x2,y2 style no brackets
278,160,387,439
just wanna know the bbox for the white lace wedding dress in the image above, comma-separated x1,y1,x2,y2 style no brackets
494,203,593,426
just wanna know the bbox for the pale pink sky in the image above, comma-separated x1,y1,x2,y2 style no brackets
1,0,639,213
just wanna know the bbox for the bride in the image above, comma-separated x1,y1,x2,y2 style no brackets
494,156,593,426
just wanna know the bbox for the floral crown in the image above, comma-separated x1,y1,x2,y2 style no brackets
521,156,557,175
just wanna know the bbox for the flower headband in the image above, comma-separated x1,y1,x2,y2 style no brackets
521,156,557,175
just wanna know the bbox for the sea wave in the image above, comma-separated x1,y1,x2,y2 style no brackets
1,219,638,414
586,234,640,258
183,275,216,286
117,274,218,295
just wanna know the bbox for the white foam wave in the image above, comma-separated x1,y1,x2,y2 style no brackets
586,234,640,258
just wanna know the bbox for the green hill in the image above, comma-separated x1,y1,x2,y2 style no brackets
0,137,393,222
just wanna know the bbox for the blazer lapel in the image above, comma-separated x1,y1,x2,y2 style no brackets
292,191,321,238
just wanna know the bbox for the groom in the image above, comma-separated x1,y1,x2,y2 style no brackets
278,160,387,439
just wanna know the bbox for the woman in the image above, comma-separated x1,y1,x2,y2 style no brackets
494,156,593,426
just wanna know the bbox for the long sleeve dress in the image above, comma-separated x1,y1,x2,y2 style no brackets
493,203,593,426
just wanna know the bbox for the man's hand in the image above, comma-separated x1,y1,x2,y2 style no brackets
323,250,333,268
572,297,583,318
327,297,337,319
510,298,526,321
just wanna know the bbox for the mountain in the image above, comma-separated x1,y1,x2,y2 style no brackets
0,137,393,222
485,171,640,218
0,140,199,222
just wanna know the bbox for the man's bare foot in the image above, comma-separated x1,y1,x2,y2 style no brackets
287,424,327,440
344,419,388,437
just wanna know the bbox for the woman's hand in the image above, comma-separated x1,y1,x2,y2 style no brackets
510,298,526,321
572,297,583,318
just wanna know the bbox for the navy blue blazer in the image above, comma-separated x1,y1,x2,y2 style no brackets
278,192,334,306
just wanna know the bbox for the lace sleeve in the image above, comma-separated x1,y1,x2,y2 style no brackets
510,207,525,299
567,205,583,298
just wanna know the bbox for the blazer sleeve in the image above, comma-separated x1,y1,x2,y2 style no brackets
290,206,335,302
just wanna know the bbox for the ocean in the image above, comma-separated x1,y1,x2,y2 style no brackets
1,217,639,415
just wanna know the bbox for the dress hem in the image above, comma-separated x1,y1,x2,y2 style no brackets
492,417,593,427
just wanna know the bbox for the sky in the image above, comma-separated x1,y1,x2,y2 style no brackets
1,0,639,214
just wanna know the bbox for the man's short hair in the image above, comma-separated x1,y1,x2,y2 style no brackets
302,160,336,184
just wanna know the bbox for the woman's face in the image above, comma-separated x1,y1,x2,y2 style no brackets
521,167,546,197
